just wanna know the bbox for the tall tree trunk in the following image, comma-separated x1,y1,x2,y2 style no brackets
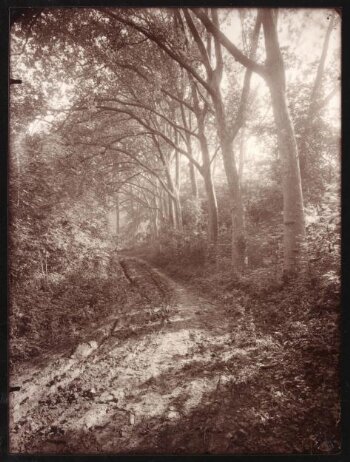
188,161,198,198
164,158,183,231
192,7,306,275
196,111,219,243
262,10,305,276
158,184,165,224
173,193,183,231
180,98,199,199
168,193,175,228
212,92,246,271
173,130,183,231
175,150,180,192
203,168,218,243
185,128,198,198
268,78,305,275
238,128,246,187
162,191,169,224
223,141,246,270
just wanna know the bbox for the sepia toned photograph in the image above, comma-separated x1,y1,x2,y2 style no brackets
8,7,341,455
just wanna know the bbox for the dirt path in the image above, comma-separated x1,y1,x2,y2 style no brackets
10,258,250,454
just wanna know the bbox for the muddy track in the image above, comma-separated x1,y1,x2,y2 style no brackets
9,257,274,454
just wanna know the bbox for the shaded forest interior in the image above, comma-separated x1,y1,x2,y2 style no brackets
9,8,340,455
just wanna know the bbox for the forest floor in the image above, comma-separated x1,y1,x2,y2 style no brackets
9,256,340,455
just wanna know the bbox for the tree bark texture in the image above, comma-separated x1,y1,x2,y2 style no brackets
211,89,246,270
262,10,305,275
195,104,219,243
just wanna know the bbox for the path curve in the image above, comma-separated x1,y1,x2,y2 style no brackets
9,258,246,454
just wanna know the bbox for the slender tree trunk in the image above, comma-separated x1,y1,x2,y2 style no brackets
180,98,199,199
223,141,246,271
262,10,305,276
203,168,218,243
161,191,168,223
238,128,246,187
198,130,218,243
188,8,261,271
188,161,198,198
192,7,306,275
173,130,183,231
164,159,183,231
173,193,183,231
175,150,180,192
168,193,175,228
212,93,246,271
184,130,198,198
190,79,219,243
157,185,165,224
268,78,305,275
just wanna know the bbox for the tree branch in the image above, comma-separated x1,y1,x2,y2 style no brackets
191,8,267,78
104,9,215,96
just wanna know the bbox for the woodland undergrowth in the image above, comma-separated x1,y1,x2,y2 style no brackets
144,221,341,453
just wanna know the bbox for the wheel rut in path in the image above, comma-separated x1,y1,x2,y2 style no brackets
9,258,238,454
